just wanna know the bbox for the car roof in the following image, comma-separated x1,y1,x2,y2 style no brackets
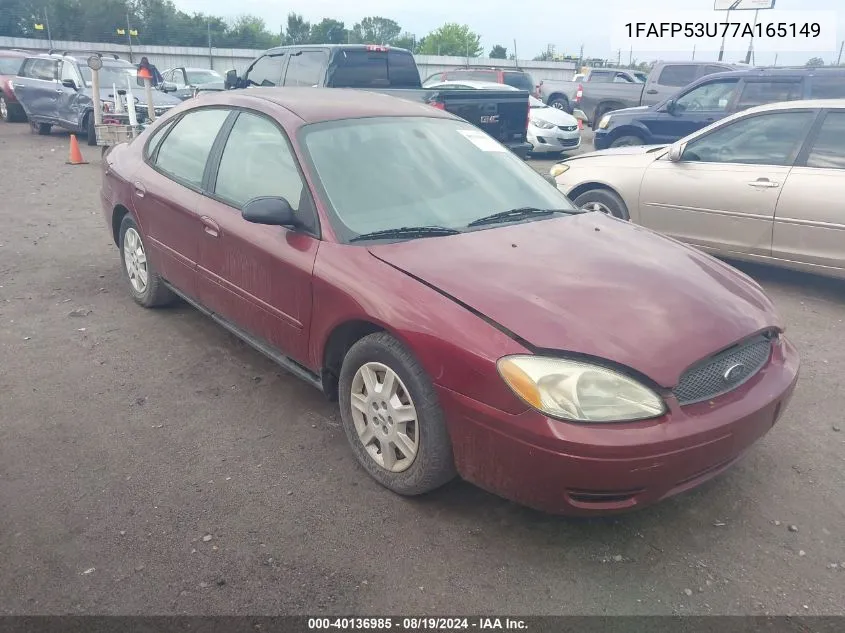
235,87,457,124
166,67,220,72
263,44,413,55
26,52,132,65
740,98,845,114
426,80,518,90
446,67,530,74
698,66,845,80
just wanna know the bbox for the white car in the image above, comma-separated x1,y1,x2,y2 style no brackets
422,80,581,155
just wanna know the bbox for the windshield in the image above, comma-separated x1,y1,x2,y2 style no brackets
0,57,24,75
529,96,548,108
186,69,222,85
300,117,578,243
328,50,421,89
80,62,137,88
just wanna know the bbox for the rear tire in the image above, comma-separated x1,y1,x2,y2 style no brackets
338,332,457,496
549,97,570,112
574,188,630,220
118,214,176,308
609,135,645,148
31,121,51,135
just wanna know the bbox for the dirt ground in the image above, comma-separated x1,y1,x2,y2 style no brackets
1,122,844,616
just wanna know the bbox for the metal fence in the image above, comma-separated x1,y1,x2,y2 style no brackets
0,36,578,82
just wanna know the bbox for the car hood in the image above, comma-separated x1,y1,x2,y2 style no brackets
367,213,781,388
559,144,669,168
604,104,652,118
531,106,578,126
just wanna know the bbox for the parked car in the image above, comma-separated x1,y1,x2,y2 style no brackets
158,67,225,100
422,67,536,95
13,51,182,145
225,44,532,158
593,66,845,149
423,80,581,155
0,49,28,122
100,87,798,515
538,61,743,125
552,99,845,281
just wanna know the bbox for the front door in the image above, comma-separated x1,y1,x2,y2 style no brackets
57,60,85,130
645,78,739,144
134,107,232,299
772,109,845,273
195,109,320,364
638,109,818,256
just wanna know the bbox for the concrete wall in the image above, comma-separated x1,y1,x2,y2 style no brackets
0,36,577,82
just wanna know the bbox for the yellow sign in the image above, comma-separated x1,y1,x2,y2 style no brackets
129,29,138,36
34,23,44,30
117,28,125,34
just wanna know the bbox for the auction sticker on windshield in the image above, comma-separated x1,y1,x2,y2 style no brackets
457,129,507,152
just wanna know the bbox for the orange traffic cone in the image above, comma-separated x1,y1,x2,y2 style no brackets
66,134,88,165
577,119,583,130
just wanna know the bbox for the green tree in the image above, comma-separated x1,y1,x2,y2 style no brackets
284,12,311,45
805,56,825,67
351,16,401,45
228,14,277,48
418,23,482,57
309,18,345,44
393,31,416,51
532,51,554,61
489,44,507,59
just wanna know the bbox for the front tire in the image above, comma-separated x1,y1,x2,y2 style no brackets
338,332,457,496
118,214,175,308
609,135,645,148
85,113,97,146
549,97,570,112
574,188,630,220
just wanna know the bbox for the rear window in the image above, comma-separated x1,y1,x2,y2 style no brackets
0,56,24,75
809,74,845,99
735,80,803,110
503,71,534,92
657,65,699,87
328,49,420,89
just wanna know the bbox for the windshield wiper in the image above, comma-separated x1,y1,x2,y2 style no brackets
467,207,576,228
349,226,461,242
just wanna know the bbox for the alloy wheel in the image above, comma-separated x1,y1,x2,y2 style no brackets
349,361,419,473
123,227,149,293
581,201,613,215
0,97,7,121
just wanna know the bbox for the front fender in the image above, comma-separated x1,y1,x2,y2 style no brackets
604,121,654,144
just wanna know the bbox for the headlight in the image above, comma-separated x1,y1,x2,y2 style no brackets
532,118,556,129
497,355,666,422
598,115,611,129
549,163,570,178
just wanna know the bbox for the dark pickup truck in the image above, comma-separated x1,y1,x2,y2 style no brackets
225,44,532,157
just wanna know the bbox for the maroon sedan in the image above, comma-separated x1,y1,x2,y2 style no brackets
0,50,27,122
99,88,799,515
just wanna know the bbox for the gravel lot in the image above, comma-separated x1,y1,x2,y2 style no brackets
1,122,844,616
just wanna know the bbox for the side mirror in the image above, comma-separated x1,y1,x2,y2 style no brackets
665,99,677,115
668,142,685,162
224,69,238,89
242,196,298,227
543,173,558,187
160,82,177,93
61,79,77,90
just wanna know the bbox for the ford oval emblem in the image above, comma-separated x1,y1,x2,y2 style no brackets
723,363,748,384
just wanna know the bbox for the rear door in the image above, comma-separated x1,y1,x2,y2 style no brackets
282,49,328,86
134,107,231,299
807,72,845,99
14,58,61,121
771,109,845,273
731,77,804,113
195,108,320,364
645,64,699,105
638,109,817,256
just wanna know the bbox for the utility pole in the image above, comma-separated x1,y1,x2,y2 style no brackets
773,53,778,66
745,9,759,65
838,40,844,65
513,38,518,64
718,9,731,61
692,44,696,60
125,12,134,62
43,8,53,48
207,20,213,68
578,43,583,69
617,49,621,65
629,46,632,65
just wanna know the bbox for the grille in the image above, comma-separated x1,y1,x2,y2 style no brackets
558,137,580,147
559,125,578,131
673,334,773,405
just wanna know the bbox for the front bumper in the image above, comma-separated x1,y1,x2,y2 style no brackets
528,129,581,154
593,129,612,150
438,336,799,516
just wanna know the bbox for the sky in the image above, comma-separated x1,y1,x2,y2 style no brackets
171,0,843,65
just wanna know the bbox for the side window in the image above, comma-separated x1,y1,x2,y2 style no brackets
681,111,816,166
32,59,58,81
214,112,305,211
144,117,178,161
59,61,80,85
171,70,186,87
284,51,326,86
805,112,845,170
154,108,230,187
657,64,698,87
735,81,803,111
674,79,739,112
612,72,634,83
19,58,35,77
589,71,613,82
809,75,845,99
247,55,285,87
702,65,732,78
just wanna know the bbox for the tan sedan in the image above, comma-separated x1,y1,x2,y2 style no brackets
551,99,845,280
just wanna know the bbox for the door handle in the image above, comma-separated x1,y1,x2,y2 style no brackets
201,216,220,238
133,181,146,198
55,89,65,93
747,178,779,188
646,89,658,94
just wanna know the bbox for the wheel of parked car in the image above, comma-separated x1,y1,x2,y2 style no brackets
30,121,51,135
118,214,175,308
609,135,645,148
338,332,457,496
574,189,630,220
549,97,570,111
86,114,97,147
0,96,20,122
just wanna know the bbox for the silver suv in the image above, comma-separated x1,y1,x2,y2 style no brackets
13,50,182,144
